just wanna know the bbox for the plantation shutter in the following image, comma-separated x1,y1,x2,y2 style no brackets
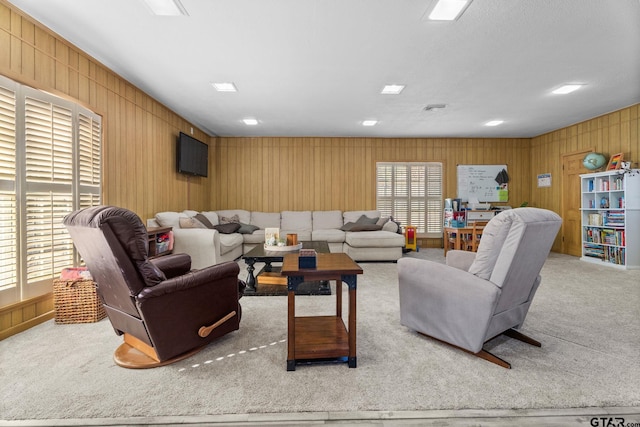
78,112,101,208
0,85,17,293
425,163,443,236
376,162,443,237
376,164,393,217
24,96,75,286
0,75,102,305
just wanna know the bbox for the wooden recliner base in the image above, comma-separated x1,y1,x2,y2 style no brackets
113,333,205,369
113,311,238,369
418,328,541,369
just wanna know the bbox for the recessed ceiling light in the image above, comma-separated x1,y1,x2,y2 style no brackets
427,0,473,21
243,118,258,126
552,84,584,95
141,0,188,16
424,104,447,111
485,120,504,127
212,82,238,92
381,85,405,95
362,120,378,126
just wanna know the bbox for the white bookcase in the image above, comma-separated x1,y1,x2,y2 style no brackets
580,169,640,269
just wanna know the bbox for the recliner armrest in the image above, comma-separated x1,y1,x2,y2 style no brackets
150,253,192,278
445,250,476,272
137,261,240,300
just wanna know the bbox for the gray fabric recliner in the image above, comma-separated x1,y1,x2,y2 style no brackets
398,207,562,368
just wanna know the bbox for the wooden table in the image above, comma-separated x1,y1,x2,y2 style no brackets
242,241,330,292
281,253,363,371
443,225,473,255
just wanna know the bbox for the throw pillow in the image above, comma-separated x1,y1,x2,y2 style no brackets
237,222,259,234
219,214,240,224
340,222,356,231
194,213,216,229
350,224,383,232
376,216,390,226
356,214,379,225
390,216,403,234
382,220,398,233
179,217,206,229
213,223,241,234
341,222,383,232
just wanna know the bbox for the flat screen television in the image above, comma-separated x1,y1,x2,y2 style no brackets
176,132,208,177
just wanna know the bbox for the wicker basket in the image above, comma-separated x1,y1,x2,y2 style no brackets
53,279,106,324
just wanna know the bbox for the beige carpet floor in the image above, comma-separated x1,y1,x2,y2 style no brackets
1,249,638,421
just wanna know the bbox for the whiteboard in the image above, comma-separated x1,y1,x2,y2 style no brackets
457,165,508,202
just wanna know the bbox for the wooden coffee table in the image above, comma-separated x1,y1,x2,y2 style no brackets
242,241,330,293
281,252,363,371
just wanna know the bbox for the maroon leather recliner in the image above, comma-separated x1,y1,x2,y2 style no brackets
63,205,244,368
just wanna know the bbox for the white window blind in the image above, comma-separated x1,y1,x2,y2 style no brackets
0,75,101,306
0,85,17,293
376,162,443,237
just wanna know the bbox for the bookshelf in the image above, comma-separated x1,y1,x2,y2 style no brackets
580,169,640,269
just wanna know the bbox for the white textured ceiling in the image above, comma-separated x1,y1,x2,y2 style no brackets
7,0,640,138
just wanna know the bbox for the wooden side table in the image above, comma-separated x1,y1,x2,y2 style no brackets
147,226,173,258
281,253,363,371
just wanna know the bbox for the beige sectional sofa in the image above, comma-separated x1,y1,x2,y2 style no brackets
148,209,405,269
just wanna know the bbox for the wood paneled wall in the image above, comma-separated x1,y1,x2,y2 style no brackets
0,1,210,221
0,1,209,337
530,105,640,214
212,137,532,212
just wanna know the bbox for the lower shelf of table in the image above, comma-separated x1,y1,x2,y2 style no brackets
291,316,349,360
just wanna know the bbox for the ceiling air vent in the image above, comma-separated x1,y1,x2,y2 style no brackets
424,104,446,111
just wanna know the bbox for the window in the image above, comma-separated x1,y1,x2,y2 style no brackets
0,75,101,306
376,162,443,237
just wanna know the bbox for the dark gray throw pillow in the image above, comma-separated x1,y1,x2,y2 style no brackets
213,223,241,234
340,222,356,231
356,214,379,225
237,222,259,234
340,222,382,232
350,224,383,232
194,213,216,229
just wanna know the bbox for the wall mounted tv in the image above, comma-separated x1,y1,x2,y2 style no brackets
176,132,208,177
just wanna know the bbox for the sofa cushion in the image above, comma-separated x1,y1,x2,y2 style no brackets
345,230,405,248
312,229,346,243
250,211,281,229
312,210,343,230
281,211,312,232
216,209,250,224
343,210,380,225
243,230,265,244
219,233,244,256
281,230,312,241
155,211,189,228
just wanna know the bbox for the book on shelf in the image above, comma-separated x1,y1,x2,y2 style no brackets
588,214,603,226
